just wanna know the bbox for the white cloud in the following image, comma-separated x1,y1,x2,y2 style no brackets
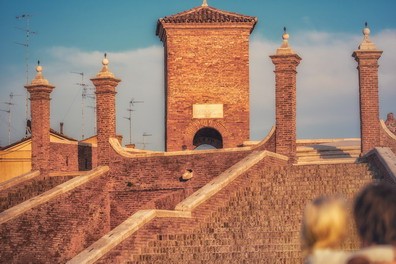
1,30,395,149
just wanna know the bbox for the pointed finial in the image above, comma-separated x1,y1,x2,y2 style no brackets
282,26,289,41
275,26,295,55
36,60,42,73
95,52,115,78
202,0,208,7
358,21,377,50
363,21,370,38
102,53,109,66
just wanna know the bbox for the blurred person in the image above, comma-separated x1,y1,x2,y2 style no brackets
347,183,396,264
301,196,350,264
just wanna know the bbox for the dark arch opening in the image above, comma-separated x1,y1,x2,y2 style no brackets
193,127,223,149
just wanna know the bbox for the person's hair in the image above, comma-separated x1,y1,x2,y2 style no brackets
301,196,348,253
354,182,396,246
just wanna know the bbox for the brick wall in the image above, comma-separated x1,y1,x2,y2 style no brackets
49,142,97,172
107,147,254,228
160,26,253,151
0,174,75,213
98,161,379,263
380,123,396,154
0,171,111,263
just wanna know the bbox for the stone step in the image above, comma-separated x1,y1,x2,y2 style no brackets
296,149,361,157
296,158,359,166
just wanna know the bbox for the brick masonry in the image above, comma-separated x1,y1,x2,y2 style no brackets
157,7,256,151
0,171,112,263
24,67,55,174
97,162,382,263
2,6,396,264
353,50,383,155
91,61,121,165
270,53,301,163
49,142,97,172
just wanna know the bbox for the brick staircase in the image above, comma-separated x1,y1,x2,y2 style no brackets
0,174,75,213
297,140,361,165
97,162,378,263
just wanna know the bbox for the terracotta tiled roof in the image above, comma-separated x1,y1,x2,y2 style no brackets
159,6,257,24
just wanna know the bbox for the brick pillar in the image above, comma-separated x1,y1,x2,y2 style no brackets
91,54,121,165
25,62,55,173
352,24,383,155
270,29,301,163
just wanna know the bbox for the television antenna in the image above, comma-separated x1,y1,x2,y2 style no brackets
87,104,97,135
123,98,143,145
0,93,21,145
71,72,94,139
15,14,37,136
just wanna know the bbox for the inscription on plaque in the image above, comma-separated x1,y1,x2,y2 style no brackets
193,104,223,119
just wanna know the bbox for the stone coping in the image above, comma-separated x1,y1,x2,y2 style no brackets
110,126,276,158
245,136,360,148
0,166,109,225
380,120,396,141
69,149,287,263
297,138,361,144
363,147,396,183
0,170,40,192
48,171,91,177
175,150,288,211
67,210,191,264
297,144,361,152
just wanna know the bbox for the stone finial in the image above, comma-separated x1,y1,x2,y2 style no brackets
276,27,295,55
30,60,50,86
202,0,208,7
96,53,115,78
358,22,377,50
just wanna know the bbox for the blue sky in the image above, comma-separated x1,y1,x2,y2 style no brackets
0,0,395,150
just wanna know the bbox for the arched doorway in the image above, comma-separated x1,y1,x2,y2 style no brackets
193,127,223,149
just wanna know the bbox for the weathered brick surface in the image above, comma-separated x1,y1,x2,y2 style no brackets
353,50,383,155
91,72,121,165
270,54,301,163
25,78,55,174
158,21,255,151
98,162,380,263
0,171,111,263
0,175,74,213
49,142,96,172
380,124,396,154
107,148,254,228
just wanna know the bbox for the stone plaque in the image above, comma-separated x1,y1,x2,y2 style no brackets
193,104,223,119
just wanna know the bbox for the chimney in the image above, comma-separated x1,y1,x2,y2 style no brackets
60,122,64,134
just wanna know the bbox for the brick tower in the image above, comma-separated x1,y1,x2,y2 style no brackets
270,29,301,163
25,62,55,173
352,24,383,155
156,2,257,151
91,54,121,165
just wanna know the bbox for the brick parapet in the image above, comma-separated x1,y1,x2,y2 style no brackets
380,120,396,153
97,162,377,263
0,167,111,263
270,54,301,163
352,50,382,155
